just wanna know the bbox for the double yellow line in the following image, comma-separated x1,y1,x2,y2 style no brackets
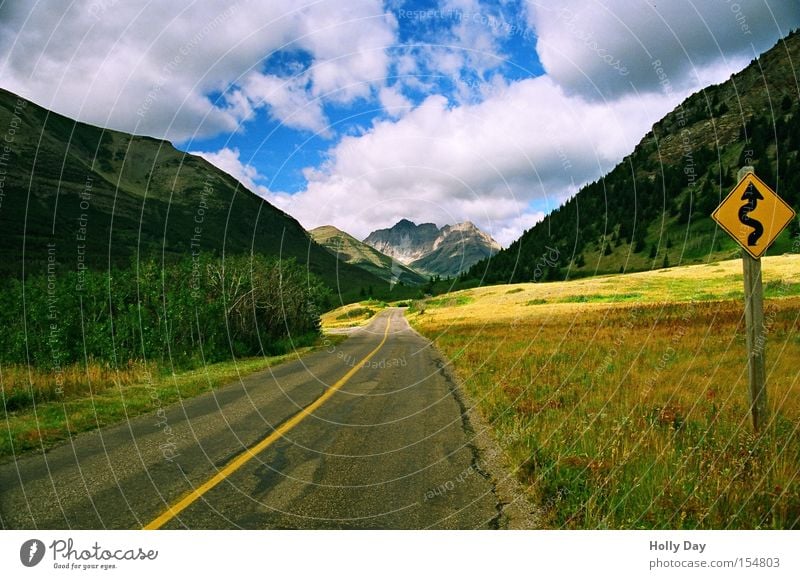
144,316,392,529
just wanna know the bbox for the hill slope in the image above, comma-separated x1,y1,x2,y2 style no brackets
468,30,800,284
310,225,427,286
0,88,386,303
364,219,500,277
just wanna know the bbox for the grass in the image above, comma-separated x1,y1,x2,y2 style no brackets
0,337,345,460
336,307,375,320
409,254,800,529
321,299,387,329
406,294,475,314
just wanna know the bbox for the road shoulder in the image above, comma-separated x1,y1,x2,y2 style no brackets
425,341,541,529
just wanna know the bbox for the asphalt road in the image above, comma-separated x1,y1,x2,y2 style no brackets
0,308,506,529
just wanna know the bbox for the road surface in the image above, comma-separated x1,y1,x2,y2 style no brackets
0,309,508,529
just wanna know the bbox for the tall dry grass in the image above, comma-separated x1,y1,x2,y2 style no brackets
413,297,800,528
1,361,151,412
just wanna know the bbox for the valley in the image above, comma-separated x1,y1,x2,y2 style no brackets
1,7,798,538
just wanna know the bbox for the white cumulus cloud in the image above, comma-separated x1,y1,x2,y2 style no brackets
271,74,684,245
526,0,800,99
4,0,797,248
0,0,398,141
257,0,799,245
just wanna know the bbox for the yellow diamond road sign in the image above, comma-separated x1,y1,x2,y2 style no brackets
712,171,796,259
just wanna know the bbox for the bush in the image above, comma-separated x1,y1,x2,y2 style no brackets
0,254,328,368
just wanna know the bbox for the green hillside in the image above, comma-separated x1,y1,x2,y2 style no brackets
0,88,386,304
310,225,428,286
468,30,800,284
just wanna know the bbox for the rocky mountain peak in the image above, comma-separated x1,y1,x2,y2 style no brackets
363,219,500,277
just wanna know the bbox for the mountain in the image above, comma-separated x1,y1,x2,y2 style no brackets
0,88,387,303
467,30,800,284
410,222,502,277
310,225,427,286
364,219,441,264
364,219,500,277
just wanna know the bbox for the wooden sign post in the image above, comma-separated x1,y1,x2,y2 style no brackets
711,166,796,432
740,199,767,433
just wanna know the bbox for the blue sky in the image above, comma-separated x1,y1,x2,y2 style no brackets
2,0,798,245
183,0,546,194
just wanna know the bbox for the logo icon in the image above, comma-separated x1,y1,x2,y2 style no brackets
20,539,46,567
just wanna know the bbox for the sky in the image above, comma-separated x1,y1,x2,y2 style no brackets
1,0,798,246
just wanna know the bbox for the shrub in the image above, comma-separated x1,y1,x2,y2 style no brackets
0,254,328,368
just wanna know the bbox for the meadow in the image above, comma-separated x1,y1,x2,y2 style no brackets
321,299,390,329
0,253,336,460
408,255,800,528
0,344,354,460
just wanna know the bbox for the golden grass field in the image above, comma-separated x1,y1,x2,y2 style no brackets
403,255,800,528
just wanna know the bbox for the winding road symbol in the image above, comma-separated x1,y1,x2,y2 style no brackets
738,182,764,246
712,170,796,259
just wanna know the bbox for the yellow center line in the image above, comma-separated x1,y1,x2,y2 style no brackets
143,314,393,530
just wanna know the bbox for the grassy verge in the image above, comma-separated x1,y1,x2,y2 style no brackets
409,255,800,529
321,299,388,329
0,336,345,460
